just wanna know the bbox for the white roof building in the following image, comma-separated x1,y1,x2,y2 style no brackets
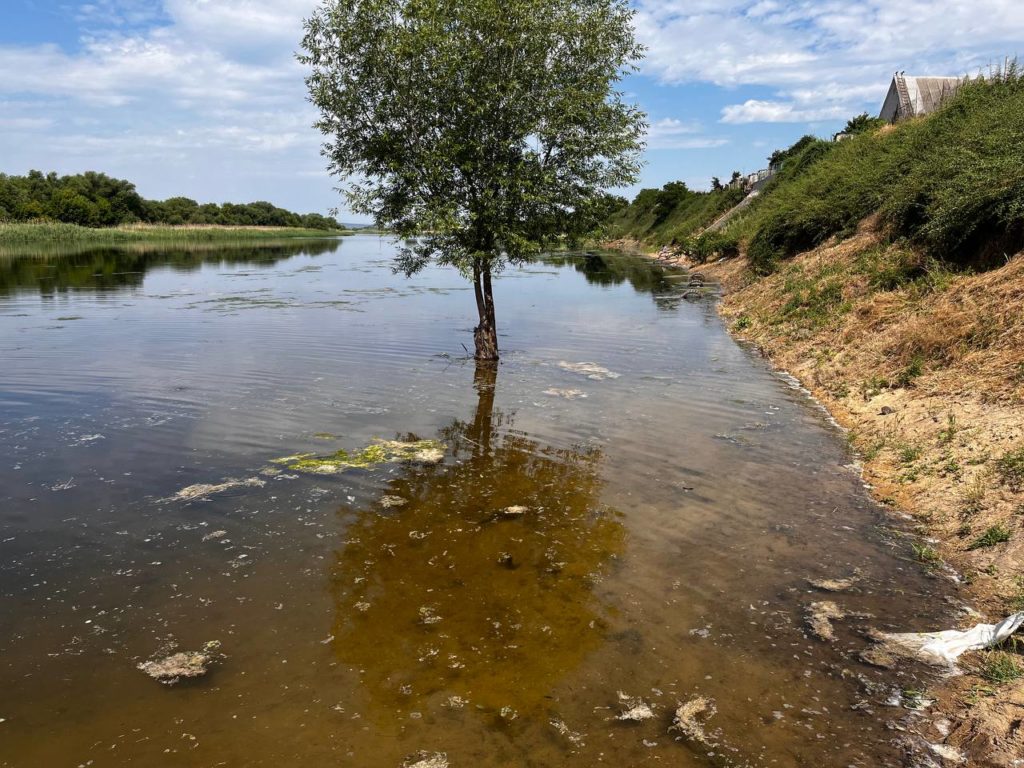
879,73,965,122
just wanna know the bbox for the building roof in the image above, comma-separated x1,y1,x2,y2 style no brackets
879,75,965,122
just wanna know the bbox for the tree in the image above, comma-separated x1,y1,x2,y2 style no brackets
711,176,723,191
301,0,646,359
653,181,689,224
841,112,885,136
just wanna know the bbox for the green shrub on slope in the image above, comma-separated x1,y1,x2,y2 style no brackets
737,64,1024,273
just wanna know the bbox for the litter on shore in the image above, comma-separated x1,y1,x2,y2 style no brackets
881,612,1024,665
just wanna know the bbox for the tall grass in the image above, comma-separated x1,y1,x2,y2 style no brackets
0,222,350,246
732,62,1024,273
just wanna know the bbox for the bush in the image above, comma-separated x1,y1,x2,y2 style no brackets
685,231,740,264
734,63,1024,272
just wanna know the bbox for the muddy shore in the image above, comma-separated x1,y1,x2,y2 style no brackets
605,234,1024,767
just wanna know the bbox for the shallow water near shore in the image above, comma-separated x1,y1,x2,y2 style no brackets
1,235,956,766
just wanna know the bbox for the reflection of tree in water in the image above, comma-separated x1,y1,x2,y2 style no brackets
329,363,623,720
0,239,341,296
543,250,681,304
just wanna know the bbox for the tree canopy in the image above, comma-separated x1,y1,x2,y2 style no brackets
301,0,646,358
0,170,343,230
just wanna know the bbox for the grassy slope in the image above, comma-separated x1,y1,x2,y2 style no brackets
616,72,1024,765
605,184,745,246
0,222,350,246
726,70,1024,273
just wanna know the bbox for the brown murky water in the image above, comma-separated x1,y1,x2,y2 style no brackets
0,237,957,766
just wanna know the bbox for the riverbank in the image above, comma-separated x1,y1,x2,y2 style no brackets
0,221,350,248
609,229,1024,765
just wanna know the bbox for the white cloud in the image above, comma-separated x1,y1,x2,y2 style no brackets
645,117,728,148
720,99,850,124
635,0,1024,121
0,1,333,212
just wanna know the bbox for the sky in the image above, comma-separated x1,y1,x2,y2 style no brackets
1,1,1022,221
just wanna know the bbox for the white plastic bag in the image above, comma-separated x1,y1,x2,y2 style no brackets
883,612,1024,664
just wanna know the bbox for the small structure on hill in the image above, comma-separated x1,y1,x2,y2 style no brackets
879,72,964,122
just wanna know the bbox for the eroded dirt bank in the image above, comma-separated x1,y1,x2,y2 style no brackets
607,227,1024,766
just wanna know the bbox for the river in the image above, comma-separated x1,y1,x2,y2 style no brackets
0,235,951,766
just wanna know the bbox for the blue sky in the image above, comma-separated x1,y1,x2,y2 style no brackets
2,1,1022,220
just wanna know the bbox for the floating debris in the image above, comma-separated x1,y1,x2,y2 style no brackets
615,691,655,721
807,574,860,592
500,706,518,720
380,495,408,509
402,751,448,768
557,361,620,380
418,606,442,625
501,505,528,517
444,696,467,709
201,530,227,542
174,477,264,501
543,388,588,399
273,439,445,475
670,696,717,745
551,717,585,746
806,601,845,642
138,641,221,685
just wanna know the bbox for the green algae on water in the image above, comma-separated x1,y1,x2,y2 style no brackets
273,439,445,474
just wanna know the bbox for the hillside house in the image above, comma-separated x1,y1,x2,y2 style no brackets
879,73,964,122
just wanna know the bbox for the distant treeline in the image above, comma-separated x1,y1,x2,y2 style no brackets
0,170,344,231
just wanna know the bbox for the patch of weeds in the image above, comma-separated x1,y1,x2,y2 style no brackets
860,435,887,461
965,451,991,466
733,315,752,331
960,472,988,517
957,522,972,537
893,353,925,388
911,542,941,565
964,683,998,703
901,687,928,709
1009,576,1024,612
779,278,850,329
994,445,1024,491
937,414,959,445
860,375,889,400
895,441,925,481
980,651,1023,685
830,381,851,398
967,524,1012,550
942,458,962,479
896,442,923,464
856,246,923,292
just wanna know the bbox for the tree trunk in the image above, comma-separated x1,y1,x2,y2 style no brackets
472,261,499,360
